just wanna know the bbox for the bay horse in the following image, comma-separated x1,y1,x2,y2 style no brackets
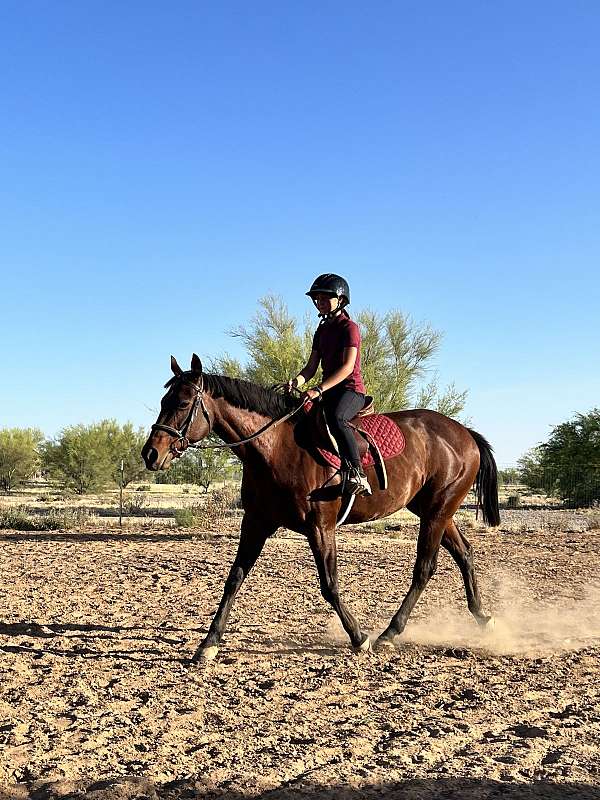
141,354,500,661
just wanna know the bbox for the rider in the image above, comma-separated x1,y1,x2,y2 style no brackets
286,274,372,496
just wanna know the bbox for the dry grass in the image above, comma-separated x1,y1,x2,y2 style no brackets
0,479,242,532
1,480,597,538
175,485,241,530
0,506,92,531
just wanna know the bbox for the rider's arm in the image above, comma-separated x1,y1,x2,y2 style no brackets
318,347,357,392
292,349,320,388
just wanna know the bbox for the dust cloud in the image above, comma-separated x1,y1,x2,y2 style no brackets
401,576,600,655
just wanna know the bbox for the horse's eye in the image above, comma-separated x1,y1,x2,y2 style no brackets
178,402,189,410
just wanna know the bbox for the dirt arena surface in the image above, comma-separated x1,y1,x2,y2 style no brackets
1,512,599,799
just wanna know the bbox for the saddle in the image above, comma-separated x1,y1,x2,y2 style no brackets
298,396,406,491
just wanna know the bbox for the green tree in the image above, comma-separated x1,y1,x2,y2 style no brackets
518,447,547,492
497,466,521,486
356,308,466,414
212,294,466,416
155,436,236,491
518,409,600,506
219,294,313,385
0,428,44,491
106,422,150,487
42,422,113,494
41,420,148,494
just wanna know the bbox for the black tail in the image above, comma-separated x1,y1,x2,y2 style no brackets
467,428,501,527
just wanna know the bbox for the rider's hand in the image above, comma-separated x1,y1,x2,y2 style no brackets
304,386,323,401
272,378,298,393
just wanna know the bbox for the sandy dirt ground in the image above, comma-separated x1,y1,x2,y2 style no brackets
1,513,599,799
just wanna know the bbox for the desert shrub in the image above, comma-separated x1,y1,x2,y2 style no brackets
365,520,390,534
122,493,150,516
0,506,94,531
175,486,240,530
455,510,475,530
96,494,116,507
45,491,74,502
217,485,242,508
136,485,151,492
174,508,198,528
455,510,487,532
540,514,566,532
585,512,600,532
40,508,92,530
0,508,41,531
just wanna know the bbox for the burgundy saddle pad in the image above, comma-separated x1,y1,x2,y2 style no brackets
317,414,406,469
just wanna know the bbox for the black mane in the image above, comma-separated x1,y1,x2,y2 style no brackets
204,374,299,420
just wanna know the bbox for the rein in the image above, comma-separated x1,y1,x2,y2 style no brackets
151,374,307,456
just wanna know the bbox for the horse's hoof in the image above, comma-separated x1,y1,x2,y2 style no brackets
373,634,396,653
192,645,219,663
476,614,495,630
354,635,372,653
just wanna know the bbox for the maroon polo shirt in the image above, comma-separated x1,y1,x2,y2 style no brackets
312,312,366,394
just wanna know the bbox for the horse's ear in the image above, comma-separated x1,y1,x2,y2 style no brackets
191,353,203,374
171,355,183,376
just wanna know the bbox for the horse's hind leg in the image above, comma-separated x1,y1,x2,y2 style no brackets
442,519,492,628
307,520,370,651
375,513,447,648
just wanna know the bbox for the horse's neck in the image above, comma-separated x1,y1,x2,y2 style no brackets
211,397,280,460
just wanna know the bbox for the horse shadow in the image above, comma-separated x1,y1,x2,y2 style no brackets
0,618,189,664
19,776,600,800
0,531,208,543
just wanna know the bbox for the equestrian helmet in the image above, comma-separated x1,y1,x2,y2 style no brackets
306,274,350,306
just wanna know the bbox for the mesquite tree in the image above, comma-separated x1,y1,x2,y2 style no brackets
519,409,600,507
0,428,44,491
42,420,148,493
212,294,466,417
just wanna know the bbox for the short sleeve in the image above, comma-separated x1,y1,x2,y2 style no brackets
343,320,361,349
311,327,321,353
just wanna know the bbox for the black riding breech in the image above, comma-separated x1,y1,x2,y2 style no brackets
321,387,365,469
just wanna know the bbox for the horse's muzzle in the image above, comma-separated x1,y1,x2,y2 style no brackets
143,447,160,470
141,437,170,471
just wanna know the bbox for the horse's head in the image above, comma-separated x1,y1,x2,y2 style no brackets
141,353,212,471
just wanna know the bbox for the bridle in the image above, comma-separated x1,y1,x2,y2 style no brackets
151,374,212,458
151,372,307,458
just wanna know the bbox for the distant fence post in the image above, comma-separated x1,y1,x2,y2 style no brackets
119,459,124,527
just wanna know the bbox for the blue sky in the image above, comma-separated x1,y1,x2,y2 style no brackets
1,1,598,464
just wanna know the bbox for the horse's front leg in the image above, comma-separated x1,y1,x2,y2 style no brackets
192,513,274,662
308,520,370,652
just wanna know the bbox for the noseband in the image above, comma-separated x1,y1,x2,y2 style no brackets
151,374,211,458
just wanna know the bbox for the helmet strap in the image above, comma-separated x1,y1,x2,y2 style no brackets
318,307,344,320
314,296,343,320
